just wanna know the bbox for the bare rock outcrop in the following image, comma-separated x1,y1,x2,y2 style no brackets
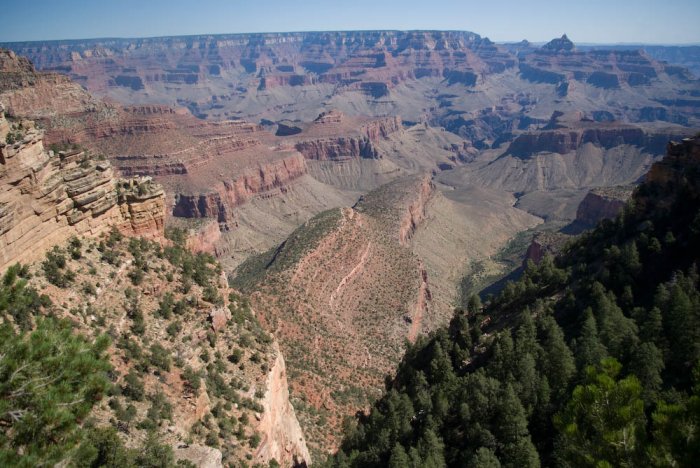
399,175,435,245
523,231,571,266
0,108,165,270
174,444,223,468
294,114,402,161
295,137,378,161
575,185,634,227
647,136,700,185
185,220,223,254
172,153,307,225
254,343,311,467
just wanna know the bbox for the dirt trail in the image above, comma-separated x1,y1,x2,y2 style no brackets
329,241,372,309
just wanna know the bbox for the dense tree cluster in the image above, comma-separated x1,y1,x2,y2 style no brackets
328,150,700,467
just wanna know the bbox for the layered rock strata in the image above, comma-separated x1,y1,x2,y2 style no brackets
0,106,165,270
172,153,307,226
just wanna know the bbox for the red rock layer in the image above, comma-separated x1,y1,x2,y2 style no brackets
172,153,307,224
399,175,435,245
575,186,634,227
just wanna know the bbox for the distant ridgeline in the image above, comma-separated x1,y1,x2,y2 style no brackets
327,136,700,467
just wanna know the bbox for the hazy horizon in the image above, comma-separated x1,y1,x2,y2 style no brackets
2,29,700,48
2,0,700,45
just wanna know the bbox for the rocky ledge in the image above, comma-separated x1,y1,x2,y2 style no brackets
575,185,635,227
0,105,165,270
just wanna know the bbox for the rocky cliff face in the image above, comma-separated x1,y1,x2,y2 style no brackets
0,105,165,270
507,123,671,158
575,185,634,227
172,153,307,226
293,114,402,161
0,49,107,120
646,136,700,185
255,343,311,466
398,175,434,245
295,137,378,161
523,231,571,266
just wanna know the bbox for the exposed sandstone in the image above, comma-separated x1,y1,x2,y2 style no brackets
185,220,223,254
254,343,311,467
523,231,571,266
295,137,377,161
398,175,435,245
172,153,307,225
293,114,402,161
173,445,223,468
646,136,700,185
0,109,165,270
506,112,681,158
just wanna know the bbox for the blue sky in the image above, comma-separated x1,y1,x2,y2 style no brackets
2,0,699,44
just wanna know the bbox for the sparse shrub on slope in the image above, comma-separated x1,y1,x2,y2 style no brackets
0,223,280,466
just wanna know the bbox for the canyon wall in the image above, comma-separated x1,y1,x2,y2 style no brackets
0,106,165,270
294,115,402,161
507,125,674,158
172,153,307,225
398,175,435,245
647,137,700,185
254,343,311,467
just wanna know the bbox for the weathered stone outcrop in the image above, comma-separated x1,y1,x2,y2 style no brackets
360,115,402,140
0,107,165,270
646,136,700,185
0,49,106,120
254,343,311,467
523,231,571,266
507,124,673,158
259,73,314,89
575,185,634,227
519,38,673,91
294,114,402,161
173,445,223,468
172,153,307,224
185,220,223,255
398,175,434,245
295,137,378,160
